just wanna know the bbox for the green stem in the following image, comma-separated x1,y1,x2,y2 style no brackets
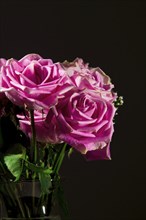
30,109,37,164
53,143,67,175
29,109,37,216
6,182,26,218
14,187,26,218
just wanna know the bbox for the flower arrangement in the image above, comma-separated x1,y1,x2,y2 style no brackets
0,54,123,219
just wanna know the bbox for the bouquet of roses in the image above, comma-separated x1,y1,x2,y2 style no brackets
0,54,123,219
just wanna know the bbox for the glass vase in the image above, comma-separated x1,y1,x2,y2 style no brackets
1,218,60,220
0,180,61,220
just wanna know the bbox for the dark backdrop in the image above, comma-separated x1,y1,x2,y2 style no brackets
0,0,146,219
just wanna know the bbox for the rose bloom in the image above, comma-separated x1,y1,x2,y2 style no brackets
0,58,6,68
0,58,7,100
18,89,116,160
0,54,72,110
0,58,10,117
52,91,116,160
18,109,61,144
62,58,117,102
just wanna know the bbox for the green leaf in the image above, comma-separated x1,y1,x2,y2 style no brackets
4,154,24,181
39,172,52,194
4,145,26,181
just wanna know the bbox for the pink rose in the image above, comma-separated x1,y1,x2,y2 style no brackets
53,91,116,160
0,58,7,100
0,58,8,117
18,109,61,144
62,58,117,102
0,58,6,68
0,54,72,110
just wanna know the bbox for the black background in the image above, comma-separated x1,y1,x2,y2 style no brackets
0,0,146,219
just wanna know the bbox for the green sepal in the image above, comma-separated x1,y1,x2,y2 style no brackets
24,160,53,194
24,160,52,175
68,147,73,158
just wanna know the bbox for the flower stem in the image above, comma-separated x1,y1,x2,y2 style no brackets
30,109,37,164
53,143,67,175
29,109,37,216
